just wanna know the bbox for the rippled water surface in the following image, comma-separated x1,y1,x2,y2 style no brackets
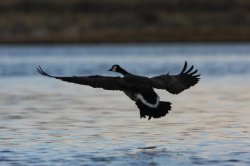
0,44,250,165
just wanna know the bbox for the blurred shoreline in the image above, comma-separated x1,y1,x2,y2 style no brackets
0,0,250,43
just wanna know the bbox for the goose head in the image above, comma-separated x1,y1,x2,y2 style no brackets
109,64,120,72
108,65,130,75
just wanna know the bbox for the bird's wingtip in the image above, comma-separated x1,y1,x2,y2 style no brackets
36,66,52,77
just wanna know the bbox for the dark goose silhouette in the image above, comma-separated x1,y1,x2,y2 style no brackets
37,61,200,120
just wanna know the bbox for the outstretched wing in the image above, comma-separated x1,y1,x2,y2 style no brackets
37,66,124,91
150,61,200,94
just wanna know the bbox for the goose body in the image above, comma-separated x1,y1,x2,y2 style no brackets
37,62,200,120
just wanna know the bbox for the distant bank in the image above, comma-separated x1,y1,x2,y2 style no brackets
0,0,250,43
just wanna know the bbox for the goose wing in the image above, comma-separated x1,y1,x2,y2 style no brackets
150,61,200,94
37,66,124,91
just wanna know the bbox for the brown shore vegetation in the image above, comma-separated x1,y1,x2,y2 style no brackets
0,0,250,43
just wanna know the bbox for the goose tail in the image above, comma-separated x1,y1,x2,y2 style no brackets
136,101,171,120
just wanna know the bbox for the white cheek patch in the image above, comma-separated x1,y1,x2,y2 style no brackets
112,66,117,72
135,93,159,108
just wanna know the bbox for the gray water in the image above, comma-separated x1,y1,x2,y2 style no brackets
0,44,250,165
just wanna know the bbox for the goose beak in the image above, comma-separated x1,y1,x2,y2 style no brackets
108,67,112,71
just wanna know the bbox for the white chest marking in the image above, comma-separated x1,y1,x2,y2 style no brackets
135,93,159,108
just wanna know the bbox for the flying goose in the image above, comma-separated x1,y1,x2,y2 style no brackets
37,61,200,120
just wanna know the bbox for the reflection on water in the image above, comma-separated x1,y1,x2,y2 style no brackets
0,76,250,165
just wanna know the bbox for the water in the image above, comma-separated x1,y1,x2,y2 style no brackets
0,43,250,165
0,43,250,77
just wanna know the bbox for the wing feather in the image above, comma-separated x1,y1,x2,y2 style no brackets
150,61,200,94
37,66,123,91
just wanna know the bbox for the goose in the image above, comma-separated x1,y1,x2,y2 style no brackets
37,61,200,120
